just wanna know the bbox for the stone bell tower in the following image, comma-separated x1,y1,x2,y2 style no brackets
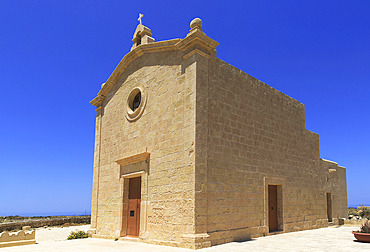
131,14,155,51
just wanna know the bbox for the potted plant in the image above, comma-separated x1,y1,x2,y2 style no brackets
353,220,370,242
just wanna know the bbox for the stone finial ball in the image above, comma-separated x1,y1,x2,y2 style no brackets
190,18,202,29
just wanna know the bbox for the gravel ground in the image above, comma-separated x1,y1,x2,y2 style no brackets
35,224,90,243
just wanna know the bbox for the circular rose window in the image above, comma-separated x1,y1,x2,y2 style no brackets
125,87,147,121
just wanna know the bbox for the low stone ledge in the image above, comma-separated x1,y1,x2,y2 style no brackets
92,234,114,240
0,216,91,233
0,230,36,248
333,218,345,225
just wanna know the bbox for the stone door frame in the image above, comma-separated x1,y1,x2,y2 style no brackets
115,152,150,239
264,177,285,232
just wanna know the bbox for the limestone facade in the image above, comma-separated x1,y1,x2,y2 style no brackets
89,18,348,249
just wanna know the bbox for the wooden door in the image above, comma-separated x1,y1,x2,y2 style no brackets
327,192,332,222
268,185,278,232
127,177,141,237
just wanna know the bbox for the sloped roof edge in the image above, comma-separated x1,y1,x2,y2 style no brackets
90,38,182,106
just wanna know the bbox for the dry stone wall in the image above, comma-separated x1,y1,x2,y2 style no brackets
0,216,90,233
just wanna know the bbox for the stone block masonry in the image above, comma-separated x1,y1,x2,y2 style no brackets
89,16,347,249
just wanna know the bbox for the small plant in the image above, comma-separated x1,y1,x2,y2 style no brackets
359,220,370,233
348,206,370,219
362,207,370,219
348,207,358,216
67,230,89,240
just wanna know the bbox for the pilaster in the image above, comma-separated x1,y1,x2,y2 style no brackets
89,97,104,233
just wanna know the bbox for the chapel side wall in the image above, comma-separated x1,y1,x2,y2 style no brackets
321,159,348,220
205,58,328,245
337,167,348,218
94,50,198,247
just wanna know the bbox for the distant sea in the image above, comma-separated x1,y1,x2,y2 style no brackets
1,212,91,217
348,204,370,208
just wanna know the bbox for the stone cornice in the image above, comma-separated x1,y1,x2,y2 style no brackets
90,94,105,107
90,39,181,107
115,152,150,166
176,29,219,59
90,28,219,107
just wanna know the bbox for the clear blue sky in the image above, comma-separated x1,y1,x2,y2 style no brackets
0,1,369,216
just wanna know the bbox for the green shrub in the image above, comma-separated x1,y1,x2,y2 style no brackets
67,230,89,240
348,206,370,219
348,207,358,216
362,207,370,219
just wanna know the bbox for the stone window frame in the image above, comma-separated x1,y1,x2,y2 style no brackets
125,85,148,122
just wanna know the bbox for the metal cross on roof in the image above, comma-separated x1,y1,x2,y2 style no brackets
138,13,144,25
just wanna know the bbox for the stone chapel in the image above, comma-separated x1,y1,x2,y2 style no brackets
89,17,348,249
